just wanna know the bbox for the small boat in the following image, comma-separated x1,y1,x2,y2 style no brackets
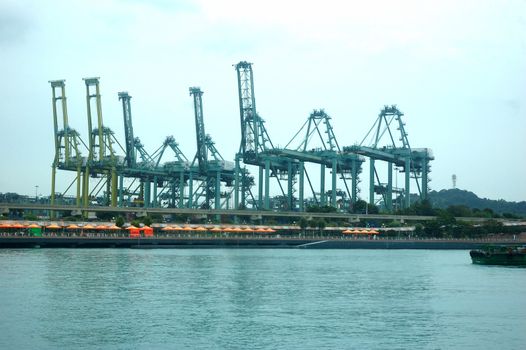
470,245,526,266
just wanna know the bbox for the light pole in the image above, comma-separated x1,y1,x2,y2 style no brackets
35,185,39,201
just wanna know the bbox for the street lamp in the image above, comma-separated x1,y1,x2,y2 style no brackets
35,185,39,201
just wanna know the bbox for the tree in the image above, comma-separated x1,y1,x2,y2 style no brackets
115,216,125,227
446,205,472,218
414,223,424,236
317,219,326,236
298,218,309,235
142,216,153,227
424,220,442,237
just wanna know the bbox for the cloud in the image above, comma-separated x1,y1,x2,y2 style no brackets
0,2,34,46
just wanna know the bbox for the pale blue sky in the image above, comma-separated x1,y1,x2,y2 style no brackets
1,0,525,201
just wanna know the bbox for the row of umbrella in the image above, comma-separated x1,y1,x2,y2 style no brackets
342,229,380,235
0,222,122,230
161,226,276,233
0,223,277,233
1,222,376,234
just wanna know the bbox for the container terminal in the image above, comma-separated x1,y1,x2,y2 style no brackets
41,61,433,221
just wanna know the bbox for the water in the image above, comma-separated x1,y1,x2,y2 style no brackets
0,249,524,350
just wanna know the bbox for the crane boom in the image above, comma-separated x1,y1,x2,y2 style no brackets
190,87,208,173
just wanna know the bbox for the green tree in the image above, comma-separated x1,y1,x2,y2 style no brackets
317,219,326,236
115,216,125,227
414,223,424,236
142,216,153,227
298,218,309,235
446,205,472,218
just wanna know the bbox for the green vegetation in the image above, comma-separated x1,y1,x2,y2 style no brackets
423,189,526,217
115,216,125,227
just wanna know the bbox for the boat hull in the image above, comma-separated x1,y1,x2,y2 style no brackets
470,250,526,266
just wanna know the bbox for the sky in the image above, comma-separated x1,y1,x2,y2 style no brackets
1,0,525,202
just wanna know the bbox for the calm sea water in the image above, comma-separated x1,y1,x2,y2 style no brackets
0,249,524,349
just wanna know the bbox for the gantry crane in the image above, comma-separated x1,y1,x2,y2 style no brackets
234,61,299,211
49,80,88,215
82,77,124,207
270,109,364,210
343,105,433,210
189,87,239,210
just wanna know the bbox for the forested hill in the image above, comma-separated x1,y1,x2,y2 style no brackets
427,189,526,216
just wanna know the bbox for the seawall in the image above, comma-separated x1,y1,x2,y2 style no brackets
1,236,522,249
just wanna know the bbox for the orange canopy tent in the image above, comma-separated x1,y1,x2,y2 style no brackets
66,224,80,230
194,226,208,232
182,226,195,231
27,223,41,229
106,225,122,230
95,225,108,230
126,225,140,237
11,223,27,229
82,224,95,230
355,229,375,235
141,226,154,236
46,223,62,229
161,226,175,231
210,227,222,232
242,227,254,233
342,229,353,234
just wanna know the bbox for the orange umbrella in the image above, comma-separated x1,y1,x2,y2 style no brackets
242,227,254,232
66,224,80,229
264,228,276,233
194,226,208,232
27,223,41,229
106,225,122,230
46,223,62,229
210,227,222,232
171,226,184,231
342,229,353,234
142,226,154,236
83,224,95,230
223,227,234,232
12,223,27,229
254,227,268,233
161,226,174,231
182,226,195,231
0,223,13,229
95,225,108,230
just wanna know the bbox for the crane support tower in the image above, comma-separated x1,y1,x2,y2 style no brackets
343,105,433,210
234,61,299,211
49,80,87,217
270,109,364,210
47,62,434,219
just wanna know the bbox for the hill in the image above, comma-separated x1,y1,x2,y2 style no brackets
426,189,526,216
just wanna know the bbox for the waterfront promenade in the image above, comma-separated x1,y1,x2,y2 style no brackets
0,233,523,249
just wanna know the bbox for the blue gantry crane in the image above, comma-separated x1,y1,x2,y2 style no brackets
343,105,433,210
271,109,364,210
48,62,434,217
234,61,299,211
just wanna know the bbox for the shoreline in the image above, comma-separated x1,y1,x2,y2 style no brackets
0,236,524,249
